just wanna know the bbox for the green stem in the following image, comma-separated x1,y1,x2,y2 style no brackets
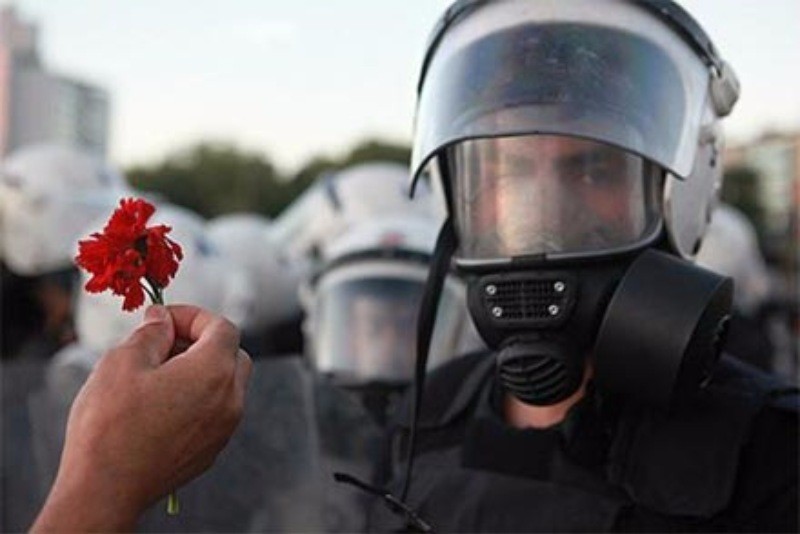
143,278,178,516
145,278,164,305
141,283,158,304
167,492,180,515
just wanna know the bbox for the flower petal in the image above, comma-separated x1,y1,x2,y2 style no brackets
74,197,182,312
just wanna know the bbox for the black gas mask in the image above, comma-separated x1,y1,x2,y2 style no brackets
437,134,734,410
467,248,732,408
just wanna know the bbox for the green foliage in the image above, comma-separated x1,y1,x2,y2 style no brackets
342,140,411,168
288,139,411,184
125,139,411,219
127,142,283,218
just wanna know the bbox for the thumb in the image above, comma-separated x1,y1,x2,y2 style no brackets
122,305,175,367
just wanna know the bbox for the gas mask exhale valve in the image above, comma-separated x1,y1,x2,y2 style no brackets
469,271,585,405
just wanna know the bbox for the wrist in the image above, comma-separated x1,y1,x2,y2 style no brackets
31,462,144,532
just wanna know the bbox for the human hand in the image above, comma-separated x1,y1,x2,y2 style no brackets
31,304,252,532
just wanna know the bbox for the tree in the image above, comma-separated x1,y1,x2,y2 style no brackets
341,139,411,168
125,138,413,219
126,142,284,218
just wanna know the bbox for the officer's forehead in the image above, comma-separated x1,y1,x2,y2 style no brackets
482,136,621,161
351,293,410,308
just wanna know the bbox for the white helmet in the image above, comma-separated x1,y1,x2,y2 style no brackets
207,213,303,332
301,215,481,388
271,162,442,263
696,204,771,314
0,144,129,275
75,203,250,356
413,0,740,264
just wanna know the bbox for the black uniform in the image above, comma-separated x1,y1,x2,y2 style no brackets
312,380,387,532
369,351,800,532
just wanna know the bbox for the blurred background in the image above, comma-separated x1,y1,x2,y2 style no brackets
0,0,798,530
0,1,793,248
1,0,794,367
0,1,795,222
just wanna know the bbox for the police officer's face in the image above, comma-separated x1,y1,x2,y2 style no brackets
349,294,416,379
454,135,648,257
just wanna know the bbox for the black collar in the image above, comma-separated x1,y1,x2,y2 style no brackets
462,378,612,483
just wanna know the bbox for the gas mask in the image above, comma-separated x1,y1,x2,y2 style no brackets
442,135,730,408
406,0,740,411
465,241,733,409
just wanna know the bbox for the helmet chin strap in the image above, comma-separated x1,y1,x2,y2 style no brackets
402,217,457,501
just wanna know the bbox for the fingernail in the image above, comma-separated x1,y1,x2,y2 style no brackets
145,305,168,323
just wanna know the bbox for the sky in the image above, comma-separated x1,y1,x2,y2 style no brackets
8,0,800,172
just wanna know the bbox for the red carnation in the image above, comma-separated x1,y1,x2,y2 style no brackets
75,197,183,311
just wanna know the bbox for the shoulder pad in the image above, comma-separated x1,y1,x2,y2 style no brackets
609,355,796,518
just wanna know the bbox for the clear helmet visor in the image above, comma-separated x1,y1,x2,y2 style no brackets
412,1,710,183
447,135,662,261
311,262,465,386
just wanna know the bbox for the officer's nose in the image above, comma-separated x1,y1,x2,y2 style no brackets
530,166,565,221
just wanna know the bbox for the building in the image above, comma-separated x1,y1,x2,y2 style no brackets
9,69,110,157
0,6,109,158
725,133,799,247
724,131,799,344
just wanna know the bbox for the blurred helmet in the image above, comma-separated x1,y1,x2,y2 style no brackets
271,162,442,263
0,144,129,275
207,213,303,332
301,215,480,388
696,204,771,313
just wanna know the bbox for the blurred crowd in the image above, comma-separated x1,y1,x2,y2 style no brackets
0,142,797,531
0,143,485,531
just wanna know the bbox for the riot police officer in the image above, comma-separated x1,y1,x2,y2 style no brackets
368,1,800,531
301,213,482,531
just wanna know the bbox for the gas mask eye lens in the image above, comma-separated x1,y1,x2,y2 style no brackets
449,135,660,261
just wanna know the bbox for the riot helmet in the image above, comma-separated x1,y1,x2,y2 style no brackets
0,144,129,276
301,215,478,391
696,203,771,314
271,162,439,265
207,213,303,333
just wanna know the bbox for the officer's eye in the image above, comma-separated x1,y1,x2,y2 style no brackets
560,150,620,188
579,164,616,187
